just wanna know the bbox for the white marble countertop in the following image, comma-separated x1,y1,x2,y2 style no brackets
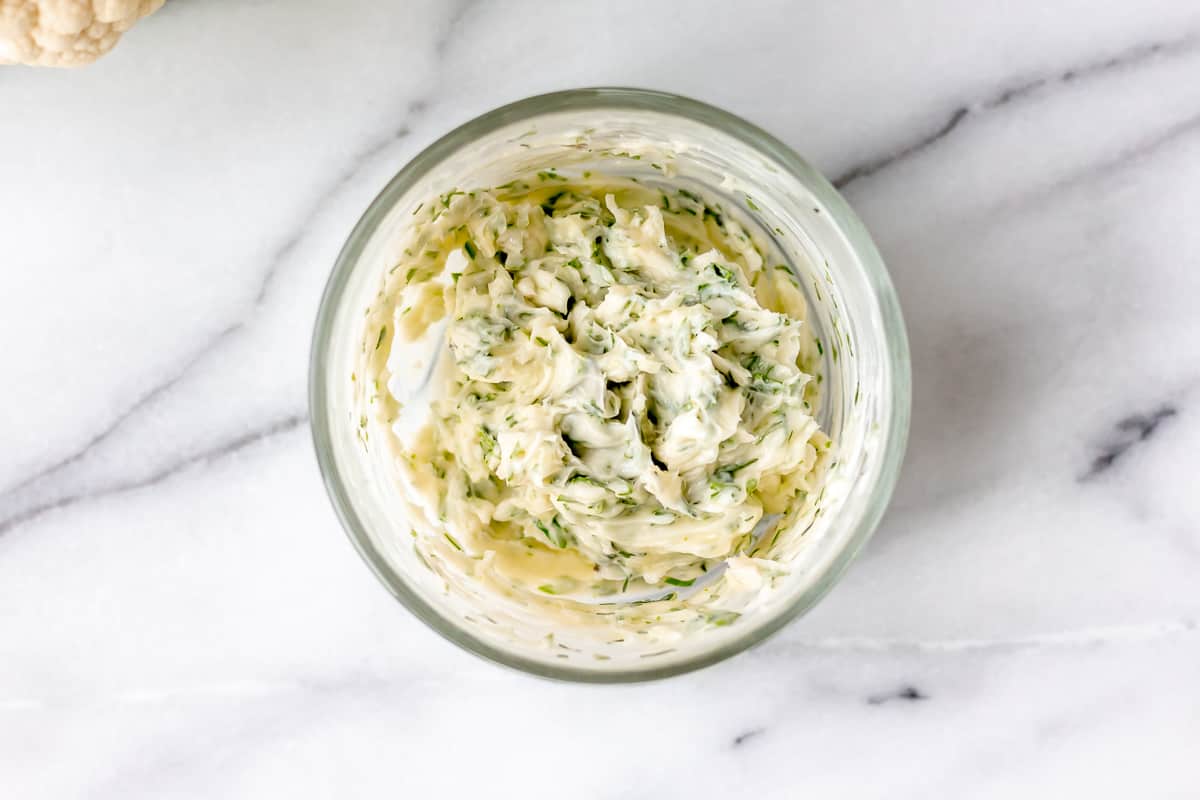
4,1,1200,796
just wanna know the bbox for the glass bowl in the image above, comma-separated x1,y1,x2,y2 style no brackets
309,88,910,681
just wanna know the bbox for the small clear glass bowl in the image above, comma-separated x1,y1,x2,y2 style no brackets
310,88,910,682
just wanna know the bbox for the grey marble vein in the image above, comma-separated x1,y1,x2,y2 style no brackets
731,727,764,747
832,32,1200,189
0,104,429,537
0,414,306,539
832,107,969,189
1080,405,1179,482
254,103,422,307
0,322,240,497
434,0,481,58
866,686,928,706
1039,106,1200,200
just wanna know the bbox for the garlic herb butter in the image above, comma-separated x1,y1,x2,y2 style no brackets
357,174,831,653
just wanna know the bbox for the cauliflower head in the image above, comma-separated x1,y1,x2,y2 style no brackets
0,0,164,67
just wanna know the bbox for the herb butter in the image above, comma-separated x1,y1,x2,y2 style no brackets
358,174,830,653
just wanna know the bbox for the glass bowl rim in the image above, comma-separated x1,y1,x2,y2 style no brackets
308,86,912,683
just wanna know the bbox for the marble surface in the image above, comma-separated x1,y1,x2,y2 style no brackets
3,1,1200,796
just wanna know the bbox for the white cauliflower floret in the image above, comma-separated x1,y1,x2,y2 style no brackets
0,0,163,67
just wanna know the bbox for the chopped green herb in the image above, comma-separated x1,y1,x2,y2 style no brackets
713,263,737,286
479,427,497,459
708,611,741,627
534,519,569,548
569,474,604,487
721,458,758,478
